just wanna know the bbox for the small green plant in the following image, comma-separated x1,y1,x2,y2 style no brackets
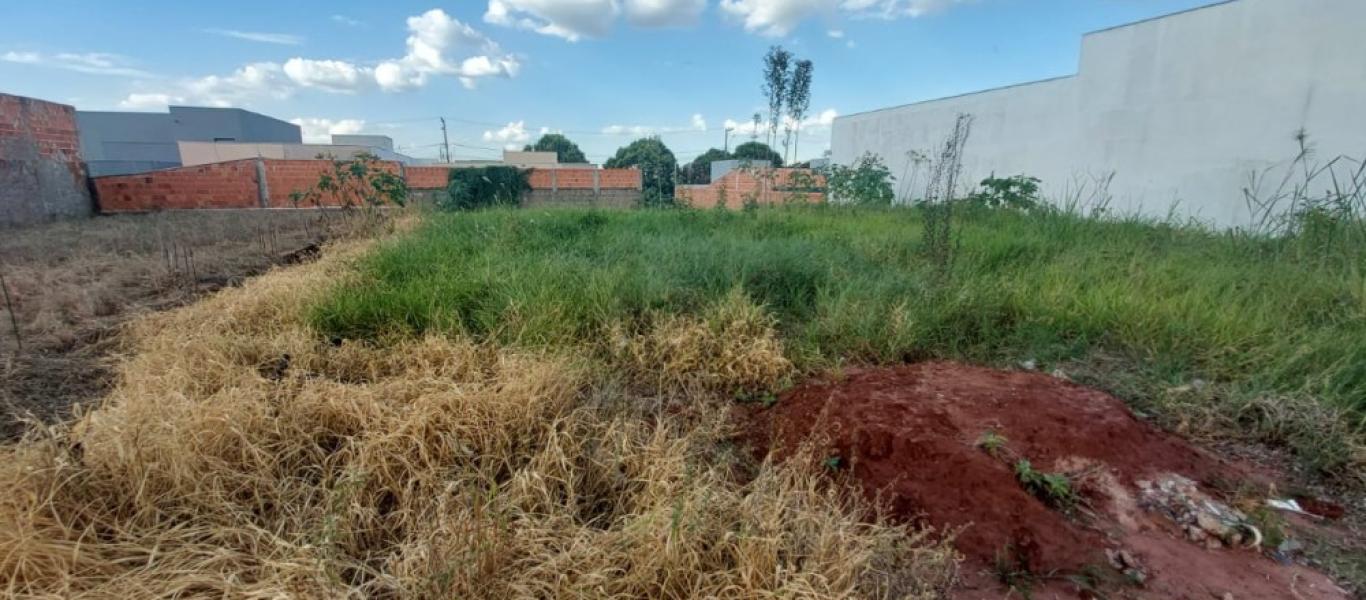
761,393,779,408
823,456,843,470
288,153,408,228
969,174,1042,210
976,430,1009,457
1015,459,1076,510
993,544,1038,599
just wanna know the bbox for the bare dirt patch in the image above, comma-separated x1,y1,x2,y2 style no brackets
0,210,339,438
740,362,1354,599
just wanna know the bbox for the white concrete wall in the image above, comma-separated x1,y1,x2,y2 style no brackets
831,0,1366,227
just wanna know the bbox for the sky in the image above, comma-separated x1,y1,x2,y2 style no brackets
2,0,1219,164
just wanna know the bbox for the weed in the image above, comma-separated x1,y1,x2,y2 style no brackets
993,544,1038,599
308,207,1366,477
976,430,1009,457
824,456,844,470
1015,459,1077,510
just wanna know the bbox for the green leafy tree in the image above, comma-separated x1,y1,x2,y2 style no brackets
762,46,793,150
605,137,678,205
968,174,1042,210
681,148,732,184
523,133,587,164
785,60,814,164
443,166,530,211
828,152,894,206
732,141,783,167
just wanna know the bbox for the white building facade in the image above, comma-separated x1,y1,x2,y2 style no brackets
831,0,1366,227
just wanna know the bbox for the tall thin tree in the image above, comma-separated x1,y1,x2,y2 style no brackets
751,112,762,141
785,60,813,164
761,46,792,151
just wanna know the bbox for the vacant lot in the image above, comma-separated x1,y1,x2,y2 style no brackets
0,210,335,438
317,207,1366,473
2,206,1362,598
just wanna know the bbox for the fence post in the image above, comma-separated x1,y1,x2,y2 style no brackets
254,158,270,208
593,169,601,202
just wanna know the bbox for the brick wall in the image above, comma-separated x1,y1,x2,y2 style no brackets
90,160,643,212
94,159,261,211
677,168,826,209
405,166,450,190
262,159,402,207
1,93,92,226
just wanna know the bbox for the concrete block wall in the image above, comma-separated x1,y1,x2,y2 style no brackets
678,168,826,209
832,0,1366,227
1,93,92,227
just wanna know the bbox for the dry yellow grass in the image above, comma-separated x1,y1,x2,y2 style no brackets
0,237,958,598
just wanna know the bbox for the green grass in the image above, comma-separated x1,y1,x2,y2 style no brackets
311,206,1366,475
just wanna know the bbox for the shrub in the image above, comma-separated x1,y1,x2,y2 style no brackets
443,167,530,211
827,153,894,206
968,174,1042,210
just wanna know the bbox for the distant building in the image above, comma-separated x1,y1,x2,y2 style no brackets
77,106,301,176
177,134,416,167
448,150,597,169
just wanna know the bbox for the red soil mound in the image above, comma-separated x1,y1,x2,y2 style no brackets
739,362,1349,599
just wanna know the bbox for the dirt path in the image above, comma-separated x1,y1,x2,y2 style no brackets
740,362,1355,599
0,211,333,439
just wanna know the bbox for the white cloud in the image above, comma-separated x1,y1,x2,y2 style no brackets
718,0,833,36
826,28,844,37
122,9,517,107
283,58,371,93
723,107,837,136
290,117,367,143
483,120,531,148
3,51,155,77
205,29,304,45
485,0,618,41
119,93,184,110
720,0,974,36
602,113,711,137
375,9,520,91
624,0,707,27
485,0,703,40
331,14,364,27
602,124,656,136
182,62,293,107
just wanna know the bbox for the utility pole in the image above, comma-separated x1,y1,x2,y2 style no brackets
724,126,735,153
440,117,451,163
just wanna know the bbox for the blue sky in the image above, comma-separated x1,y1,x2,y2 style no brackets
2,0,1216,164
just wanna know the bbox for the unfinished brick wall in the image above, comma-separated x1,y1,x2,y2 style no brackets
94,160,261,211
1,93,92,226
262,159,402,208
405,166,450,190
677,168,826,209
91,161,643,212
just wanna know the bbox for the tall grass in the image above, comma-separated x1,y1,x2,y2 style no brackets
1,238,959,598
312,206,1366,474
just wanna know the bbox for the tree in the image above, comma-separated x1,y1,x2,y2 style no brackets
732,141,783,167
828,152,894,206
785,60,814,164
761,46,792,151
605,137,678,205
750,112,762,141
681,148,732,185
523,133,587,164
